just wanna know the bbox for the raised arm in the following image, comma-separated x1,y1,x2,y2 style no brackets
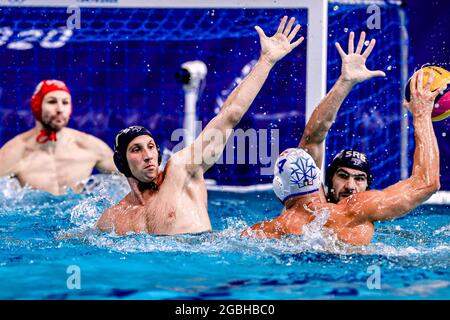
174,16,304,173
346,70,443,222
299,31,385,167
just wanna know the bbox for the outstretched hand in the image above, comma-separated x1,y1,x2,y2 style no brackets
336,31,385,85
255,16,304,66
405,69,447,117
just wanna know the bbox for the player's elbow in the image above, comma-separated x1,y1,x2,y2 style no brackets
102,162,119,174
307,117,332,134
424,175,441,194
411,175,440,196
418,179,440,199
428,179,441,193
229,109,243,126
221,104,244,126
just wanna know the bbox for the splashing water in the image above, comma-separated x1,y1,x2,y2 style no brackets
0,175,448,299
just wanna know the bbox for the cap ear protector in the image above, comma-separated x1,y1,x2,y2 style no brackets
113,126,161,178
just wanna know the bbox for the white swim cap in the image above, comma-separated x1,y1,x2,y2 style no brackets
273,148,322,203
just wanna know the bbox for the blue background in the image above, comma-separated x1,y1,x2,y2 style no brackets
0,2,448,190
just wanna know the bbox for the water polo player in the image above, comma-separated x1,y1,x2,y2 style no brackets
242,69,445,245
96,16,305,235
299,31,385,203
0,80,117,195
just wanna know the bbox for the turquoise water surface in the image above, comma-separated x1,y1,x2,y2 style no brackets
0,175,448,299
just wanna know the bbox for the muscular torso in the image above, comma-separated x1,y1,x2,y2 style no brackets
97,160,211,235
7,128,102,194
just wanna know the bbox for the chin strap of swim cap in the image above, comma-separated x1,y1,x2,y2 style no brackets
36,129,58,144
325,149,372,193
30,80,71,144
113,125,161,178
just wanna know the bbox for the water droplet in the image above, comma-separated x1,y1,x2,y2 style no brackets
333,5,339,11
344,28,349,33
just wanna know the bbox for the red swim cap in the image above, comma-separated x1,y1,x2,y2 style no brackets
30,80,71,122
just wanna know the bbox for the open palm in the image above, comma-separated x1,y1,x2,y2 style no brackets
256,16,304,65
336,31,385,85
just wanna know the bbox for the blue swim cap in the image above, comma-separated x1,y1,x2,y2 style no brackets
113,126,161,178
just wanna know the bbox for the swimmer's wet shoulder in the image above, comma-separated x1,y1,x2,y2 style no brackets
0,130,29,178
244,186,375,245
97,151,211,235
70,129,116,174
20,129,107,194
321,199,375,245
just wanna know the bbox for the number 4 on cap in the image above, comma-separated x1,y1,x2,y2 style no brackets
278,159,287,173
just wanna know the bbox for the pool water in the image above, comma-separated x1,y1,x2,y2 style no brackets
0,175,449,299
